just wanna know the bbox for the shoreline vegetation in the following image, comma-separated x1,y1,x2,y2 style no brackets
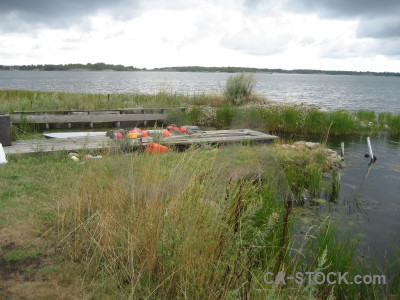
1,63,400,77
1,74,399,299
2,89,400,137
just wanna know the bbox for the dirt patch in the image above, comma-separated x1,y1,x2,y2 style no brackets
0,222,89,300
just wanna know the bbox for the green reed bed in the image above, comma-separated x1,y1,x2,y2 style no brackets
169,105,400,135
212,107,400,135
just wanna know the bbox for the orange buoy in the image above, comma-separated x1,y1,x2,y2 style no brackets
162,130,170,137
145,142,169,154
167,124,179,131
141,130,148,137
180,126,187,133
114,132,123,139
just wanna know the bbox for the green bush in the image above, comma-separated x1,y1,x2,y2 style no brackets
216,106,237,128
166,110,189,125
224,73,255,105
187,107,203,124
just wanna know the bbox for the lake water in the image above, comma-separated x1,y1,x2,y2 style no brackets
0,71,399,112
324,135,399,261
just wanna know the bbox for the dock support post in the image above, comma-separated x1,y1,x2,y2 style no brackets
45,123,49,130
68,123,72,129
116,121,121,128
90,122,93,128
340,142,344,158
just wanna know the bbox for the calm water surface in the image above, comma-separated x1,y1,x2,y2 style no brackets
292,134,400,261
0,71,399,112
330,135,400,259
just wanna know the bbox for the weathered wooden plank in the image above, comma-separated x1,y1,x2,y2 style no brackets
13,107,185,115
90,113,166,122
3,130,277,155
4,136,110,155
10,113,166,124
164,131,277,145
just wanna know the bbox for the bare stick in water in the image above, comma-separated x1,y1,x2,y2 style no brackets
367,137,374,162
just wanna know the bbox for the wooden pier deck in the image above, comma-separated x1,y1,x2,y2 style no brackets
3,130,278,155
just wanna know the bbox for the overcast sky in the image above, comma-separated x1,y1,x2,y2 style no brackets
1,0,400,72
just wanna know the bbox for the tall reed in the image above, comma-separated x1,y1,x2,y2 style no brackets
58,145,347,298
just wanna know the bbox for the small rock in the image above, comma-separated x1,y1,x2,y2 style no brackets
305,142,320,149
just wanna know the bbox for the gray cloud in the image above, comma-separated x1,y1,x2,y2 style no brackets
357,17,400,39
0,0,138,32
283,0,400,18
281,0,400,43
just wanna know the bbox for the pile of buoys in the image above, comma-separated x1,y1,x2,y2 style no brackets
167,123,180,131
105,124,201,155
107,128,148,140
165,124,200,135
107,125,199,140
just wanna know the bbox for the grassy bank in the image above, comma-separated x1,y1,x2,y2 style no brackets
2,90,400,137
0,90,225,111
169,106,400,135
1,145,397,299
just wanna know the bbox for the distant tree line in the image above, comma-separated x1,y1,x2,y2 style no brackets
153,66,400,77
0,63,142,71
1,63,399,77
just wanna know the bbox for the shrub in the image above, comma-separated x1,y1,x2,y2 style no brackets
224,73,255,105
187,106,203,124
166,109,189,125
216,106,237,128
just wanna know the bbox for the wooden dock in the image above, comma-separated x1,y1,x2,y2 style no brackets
10,107,186,129
3,130,277,155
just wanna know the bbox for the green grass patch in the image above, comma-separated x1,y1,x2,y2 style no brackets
3,249,42,263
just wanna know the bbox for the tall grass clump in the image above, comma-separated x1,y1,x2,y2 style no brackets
166,107,203,125
356,110,376,123
328,110,360,135
58,148,287,298
224,73,255,105
293,223,357,299
57,145,354,298
216,106,238,128
386,113,400,133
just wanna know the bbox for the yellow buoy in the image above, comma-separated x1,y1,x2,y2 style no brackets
126,133,138,139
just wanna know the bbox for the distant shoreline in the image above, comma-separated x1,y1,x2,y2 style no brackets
1,63,399,77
